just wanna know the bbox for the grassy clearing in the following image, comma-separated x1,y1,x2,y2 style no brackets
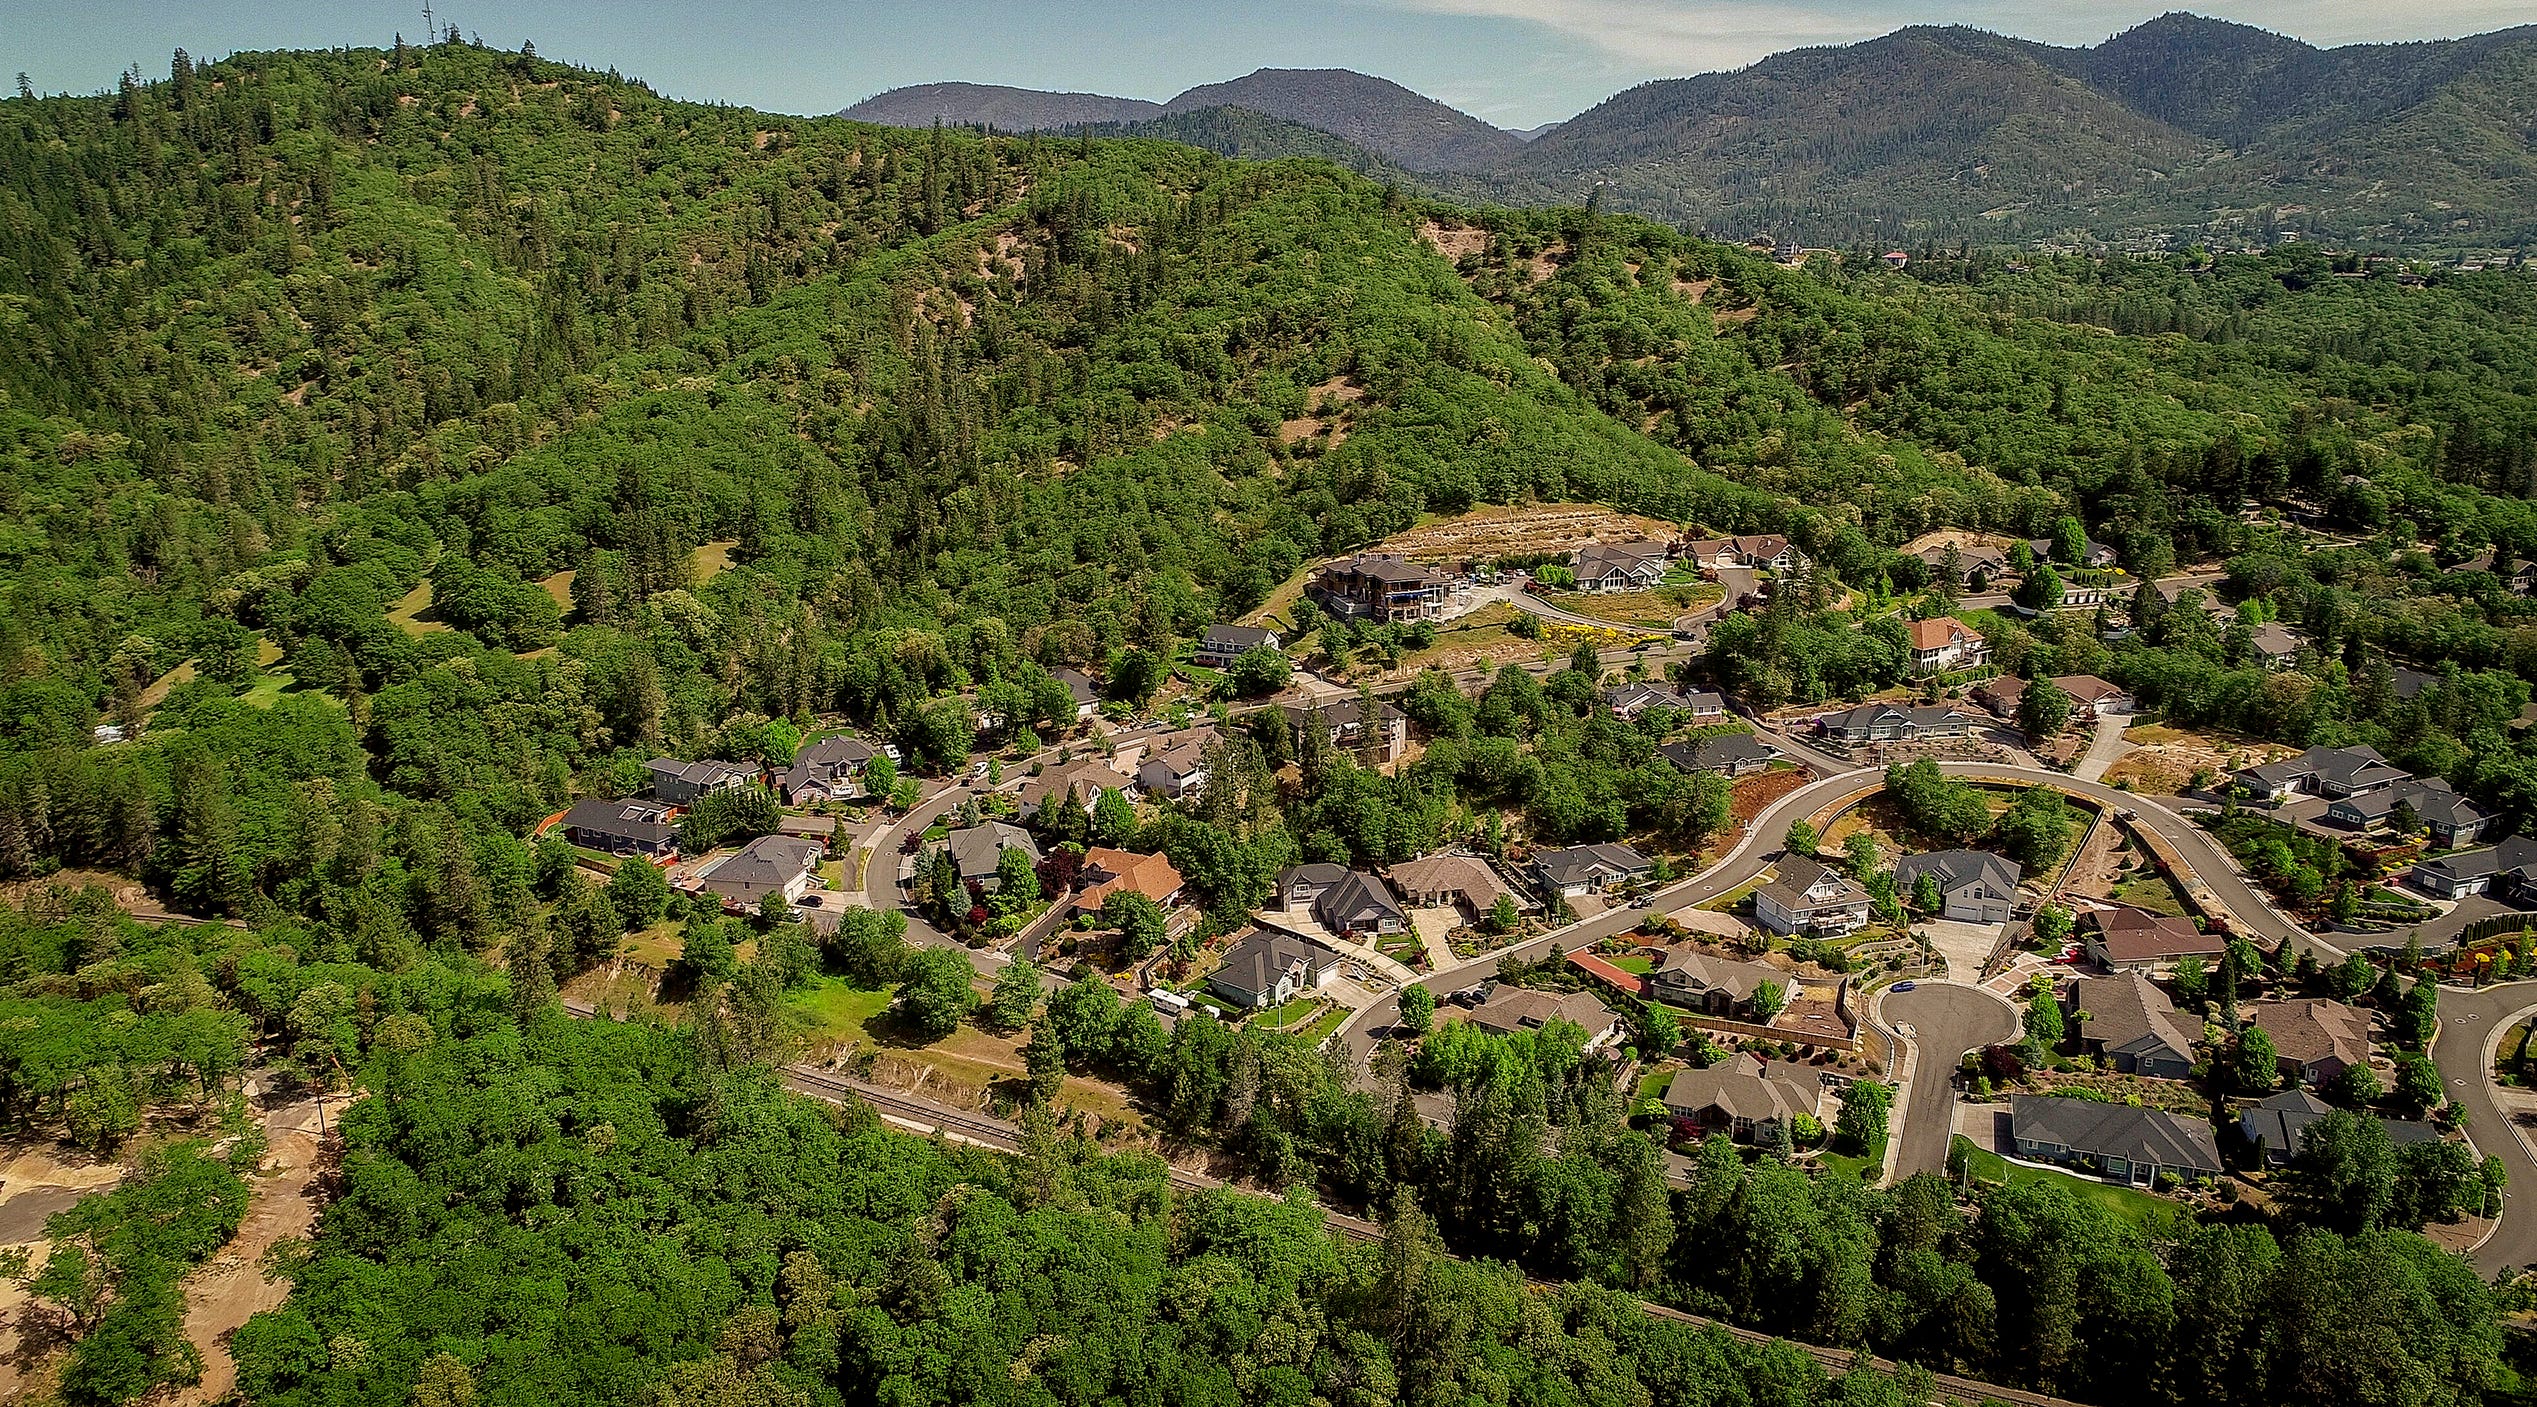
2108,874,2191,917
1951,1135,2181,1228
690,540,739,584
387,579,450,635
1544,583,1722,628
539,568,576,612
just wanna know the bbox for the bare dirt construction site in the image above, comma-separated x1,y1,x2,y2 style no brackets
2102,724,2294,796
1370,505,1682,563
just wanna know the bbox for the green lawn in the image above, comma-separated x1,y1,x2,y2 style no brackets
1950,1135,2182,1228
1611,954,1654,974
1253,997,1325,1031
1816,1148,1881,1183
1293,1004,1351,1047
786,979,895,1039
2108,875,2190,918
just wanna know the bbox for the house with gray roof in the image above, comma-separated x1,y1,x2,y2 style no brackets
1659,733,1780,777
2010,1094,2223,1186
2237,745,2410,802
561,796,679,857
1662,1054,1826,1143
2249,622,2304,669
1570,539,1672,593
1604,681,1688,720
2323,776,2492,848
1648,949,1787,1020
2070,973,2196,1079
1280,696,1409,765
1531,843,1655,899
943,821,1041,889
647,757,756,806
1815,703,1969,745
1191,624,1281,669
1755,854,1873,937
2239,1090,2445,1168
694,834,825,913
1311,870,1407,937
778,735,879,806
2409,834,2537,901
1206,928,1343,1010
1893,849,2022,923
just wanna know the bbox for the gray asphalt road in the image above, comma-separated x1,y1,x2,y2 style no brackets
2432,980,2537,1274
1884,983,2020,1178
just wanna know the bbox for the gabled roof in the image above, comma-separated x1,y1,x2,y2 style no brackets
780,735,878,794
1199,623,1279,651
2011,1094,2222,1172
1051,667,1100,707
1664,1053,1821,1123
1907,616,1980,650
1323,553,1447,586
1020,756,1137,813
2080,905,2222,964
2071,972,2196,1065
1893,848,2022,898
561,796,677,847
649,757,754,788
2239,1090,2444,1156
1659,734,1779,773
1387,853,1529,912
1466,987,1620,1039
1654,948,1783,1003
1075,846,1185,910
1277,862,1353,892
2248,999,2369,1071
1532,842,1654,886
1314,870,1405,926
1279,696,1404,731
2055,674,2126,705
697,834,824,906
1571,539,1671,580
1213,928,1341,997
1759,854,1869,914
944,821,1040,882
1604,681,1687,715
2416,834,2537,887
2250,622,2303,658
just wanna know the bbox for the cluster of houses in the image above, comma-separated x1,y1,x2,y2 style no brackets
2005,965,2440,1188
2242,750,2496,856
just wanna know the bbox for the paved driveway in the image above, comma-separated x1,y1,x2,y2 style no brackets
1882,982,2021,1179
2432,980,2537,1274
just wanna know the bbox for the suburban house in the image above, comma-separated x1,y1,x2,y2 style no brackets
1388,852,1531,922
1019,755,1140,818
777,735,878,806
1310,553,1450,623
1971,676,2027,719
1281,696,1409,765
2410,834,2537,900
2029,537,2120,570
943,821,1041,890
1604,681,1687,720
2322,776,2492,848
693,834,825,913
2071,972,2197,1079
1206,928,1343,1010
648,757,755,806
1755,855,1874,937
1687,535,1804,575
2249,623,2304,669
2239,1090,2444,1168
2078,905,2223,973
1051,667,1101,721
1906,617,1989,676
1191,623,1281,669
1915,542,2012,589
2237,745,2410,803
1661,1054,1826,1144
1659,733,1780,777
2248,999,2371,1086
1815,703,1970,746
1308,870,1408,937
561,796,679,857
1070,847,1186,916
1570,539,1672,592
2054,675,2133,719
1648,949,1787,1019
1531,843,1655,899
1464,987,1626,1049
1893,849,2022,923
1275,863,1353,913
1132,729,1216,801
2009,1094,2224,1186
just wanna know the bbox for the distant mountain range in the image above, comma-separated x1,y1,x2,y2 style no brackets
837,13,2537,249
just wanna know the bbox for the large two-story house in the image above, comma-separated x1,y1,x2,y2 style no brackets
1906,617,1989,676
1190,624,1281,669
1281,697,1408,765
1648,949,1788,1019
1755,855,1873,937
1310,553,1450,623
692,834,825,913
561,796,679,857
1893,849,2021,923
1570,539,1672,592
778,735,879,806
648,757,755,806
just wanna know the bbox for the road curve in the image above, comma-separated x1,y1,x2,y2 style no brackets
1884,983,2021,1178
2431,980,2537,1274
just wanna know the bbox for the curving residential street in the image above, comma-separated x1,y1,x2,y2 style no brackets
2432,980,2537,1274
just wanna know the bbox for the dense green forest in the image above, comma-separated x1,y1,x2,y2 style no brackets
5,34,2537,1407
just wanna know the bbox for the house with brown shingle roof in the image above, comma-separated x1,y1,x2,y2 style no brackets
2071,972,2197,1079
1388,852,1532,921
2248,999,2371,1087
1463,987,1626,1049
2079,905,2223,974
1662,1053,1826,1143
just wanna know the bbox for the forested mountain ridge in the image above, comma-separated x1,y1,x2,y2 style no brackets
1156,68,1525,173
847,14,2537,248
836,80,1163,131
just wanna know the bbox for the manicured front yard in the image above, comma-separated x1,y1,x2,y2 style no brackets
1950,1135,2182,1228
1611,954,1655,974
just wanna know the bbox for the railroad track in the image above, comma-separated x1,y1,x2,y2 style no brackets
570,1008,2078,1407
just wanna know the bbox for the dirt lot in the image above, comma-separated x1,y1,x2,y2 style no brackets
167,1098,328,1406
2055,816,2130,902
1369,505,1681,564
2103,725,2293,796
1900,529,2022,556
1544,583,1722,628
1731,768,1810,827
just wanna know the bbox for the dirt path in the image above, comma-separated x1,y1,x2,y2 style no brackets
166,1098,327,1406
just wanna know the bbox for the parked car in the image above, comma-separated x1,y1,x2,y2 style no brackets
1891,980,1917,993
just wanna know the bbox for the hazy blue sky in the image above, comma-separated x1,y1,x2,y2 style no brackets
7,0,2530,127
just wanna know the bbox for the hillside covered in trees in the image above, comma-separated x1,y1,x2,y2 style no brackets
5,32,2537,1407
